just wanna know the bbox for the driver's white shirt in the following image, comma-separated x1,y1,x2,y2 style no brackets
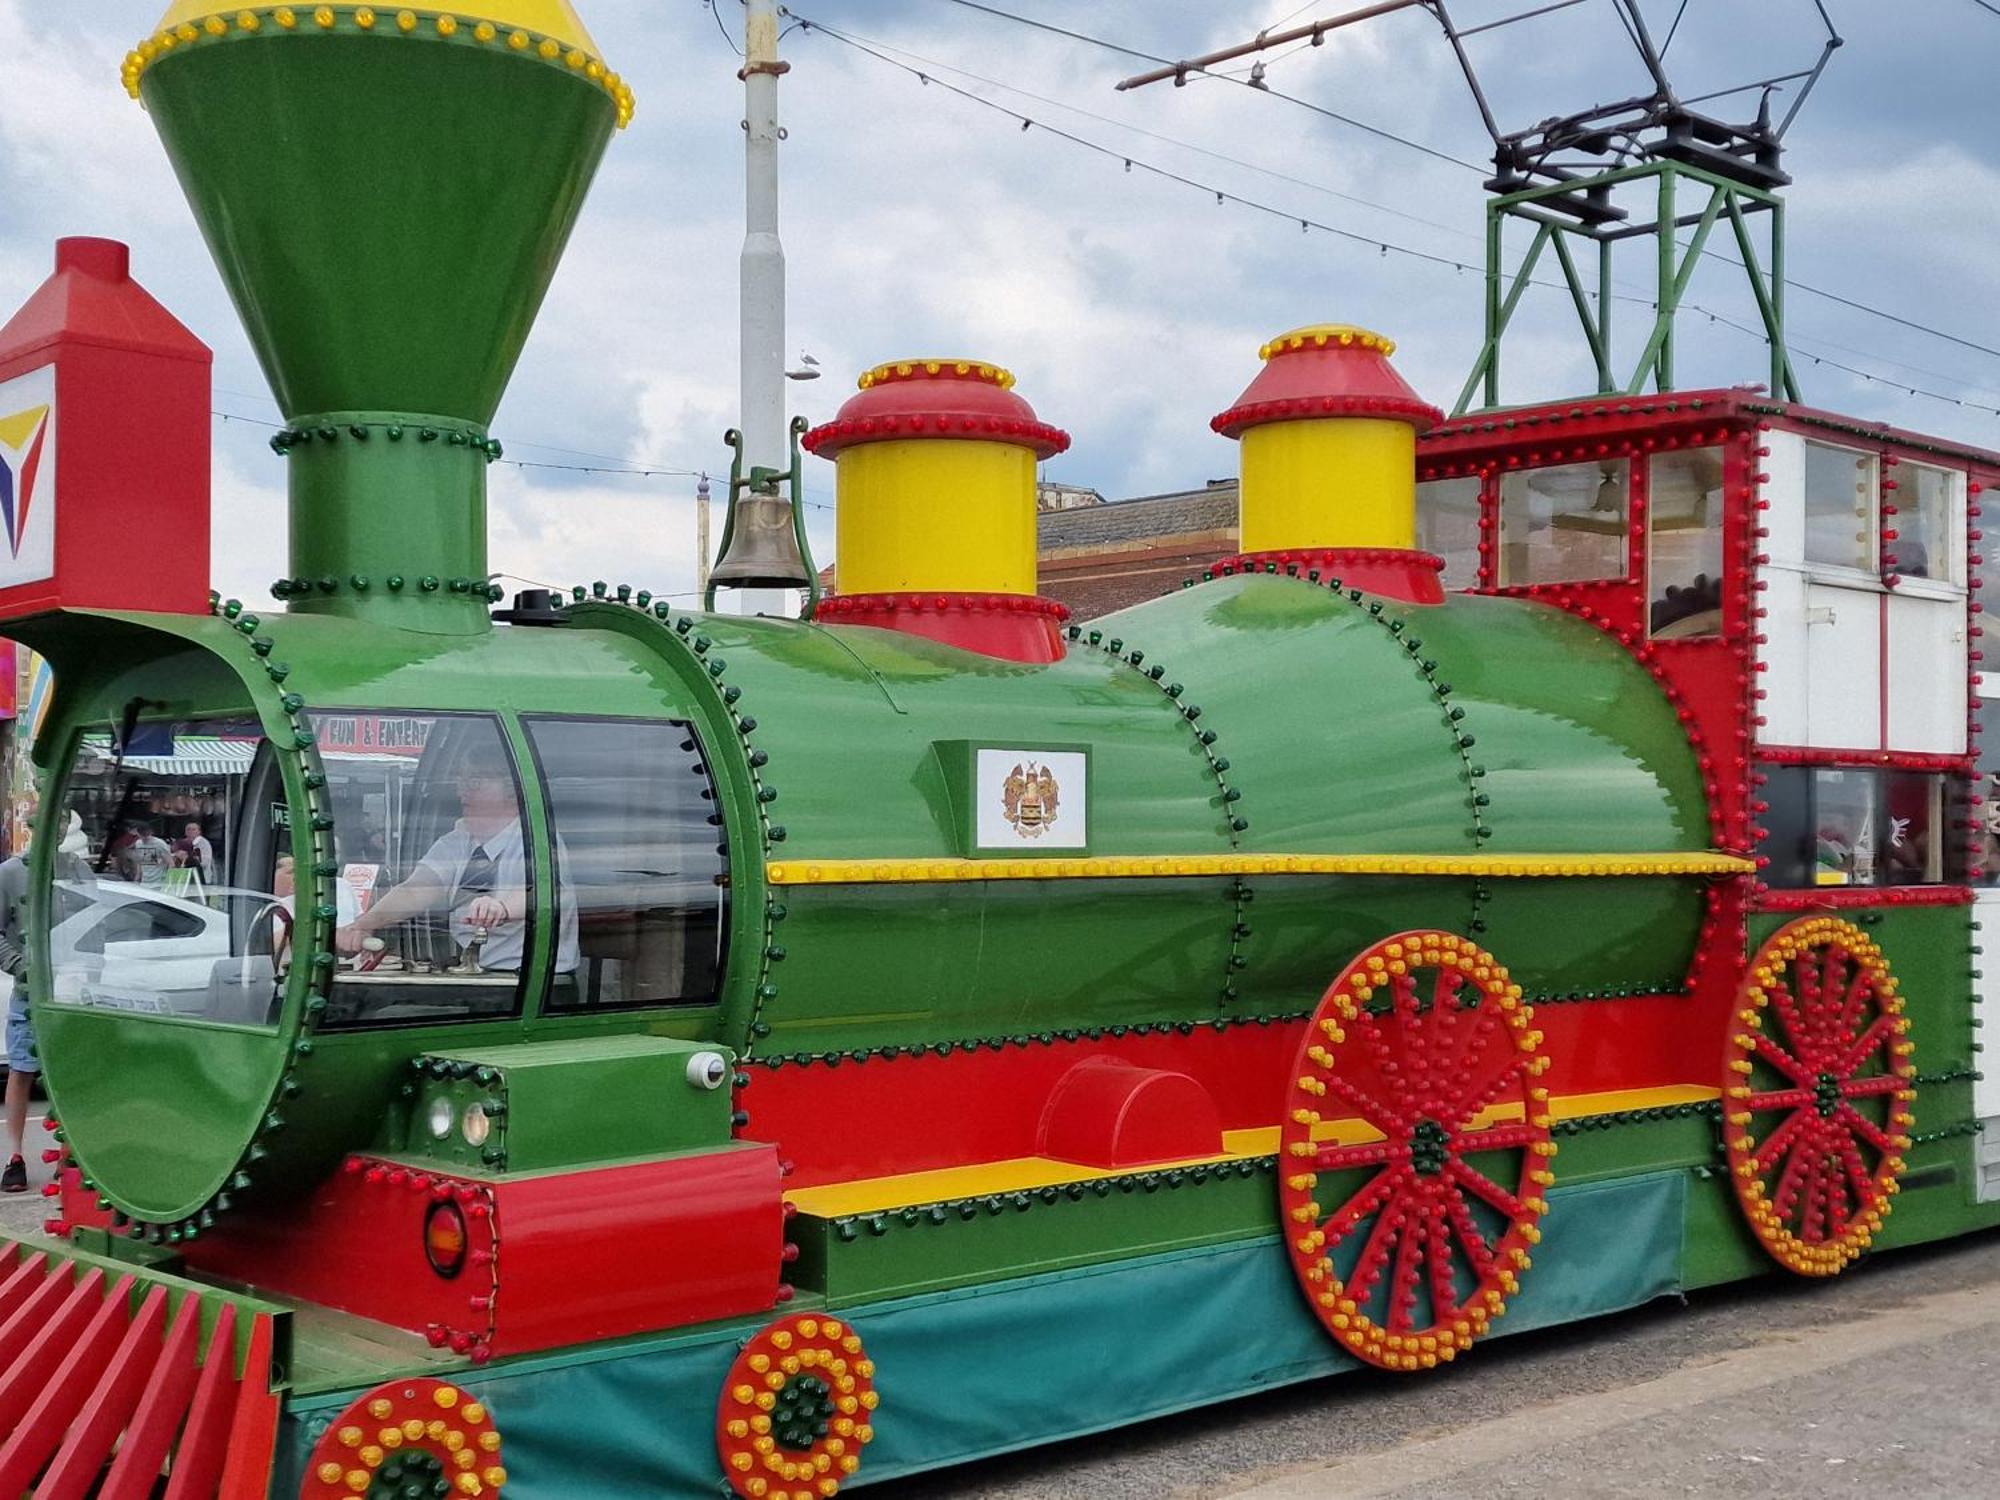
413,819,578,974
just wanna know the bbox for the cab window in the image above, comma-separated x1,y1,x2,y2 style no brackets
1803,440,1877,573
1647,446,1725,638
310,711,536,1029
1758,766,1946,888
49,715,289,1025
1498,459,1630,585
522,716,729,1012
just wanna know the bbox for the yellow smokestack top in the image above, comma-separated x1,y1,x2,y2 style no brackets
1212,324,1442,555
804,359,1069,598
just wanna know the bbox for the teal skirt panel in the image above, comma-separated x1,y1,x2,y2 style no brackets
273,1170,1687,1495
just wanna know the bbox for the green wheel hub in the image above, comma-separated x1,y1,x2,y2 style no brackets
369,1448,452,1499
771,1372,835,1453
1409,1117,1453,1176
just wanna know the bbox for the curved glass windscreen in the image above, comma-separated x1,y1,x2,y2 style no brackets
310,711,546,1029
522,716,729,1011
49,716,291,1026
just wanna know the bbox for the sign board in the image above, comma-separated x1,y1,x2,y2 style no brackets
0,365,55,592
934,741,1092,855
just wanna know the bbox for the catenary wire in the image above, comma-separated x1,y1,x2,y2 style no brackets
789,12,2000,424
916,0,2000,365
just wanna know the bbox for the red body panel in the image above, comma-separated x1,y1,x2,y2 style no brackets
181,1145,785,1360
749,998,1721,1190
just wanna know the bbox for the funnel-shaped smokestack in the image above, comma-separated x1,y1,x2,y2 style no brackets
126,3,630,626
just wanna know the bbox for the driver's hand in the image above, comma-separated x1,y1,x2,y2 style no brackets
465,896,509,928
334,924,369,955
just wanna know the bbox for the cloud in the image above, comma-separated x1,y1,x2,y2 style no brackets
9,0,2000,610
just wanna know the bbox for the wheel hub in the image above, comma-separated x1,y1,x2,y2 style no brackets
1813,1072,1843,1118
771,1372,835,1452
368,1450,450,1500
1408,1117,1452,1176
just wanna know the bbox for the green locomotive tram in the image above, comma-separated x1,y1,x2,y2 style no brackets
0,3,1992,1497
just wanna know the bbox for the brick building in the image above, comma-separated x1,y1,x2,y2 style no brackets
1036,480,1239,620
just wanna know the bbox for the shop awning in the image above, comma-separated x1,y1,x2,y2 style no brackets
83,735,260,778
83,736,425,778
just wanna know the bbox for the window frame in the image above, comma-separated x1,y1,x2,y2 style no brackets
518,711,733,1018
1885,458,1968,593
1801,438,1882,584
1415,473,1484,592
1495,457,1634,588
1757,764,1953,890
307,707,534,1031
1644,444,1728,640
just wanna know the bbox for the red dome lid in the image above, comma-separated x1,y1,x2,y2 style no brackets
1211,324,1442,440
805,358,1070,461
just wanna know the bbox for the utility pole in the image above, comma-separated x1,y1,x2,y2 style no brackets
729,0,789,615
695,473,712,597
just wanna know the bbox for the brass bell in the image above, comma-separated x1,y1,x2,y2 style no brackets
708,491,812,589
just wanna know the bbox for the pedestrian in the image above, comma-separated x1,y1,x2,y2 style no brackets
172,820,216,882
0,811,83,1191
0,842,26,1193
119,819,172,887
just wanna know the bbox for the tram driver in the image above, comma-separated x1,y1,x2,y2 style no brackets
332,743,578,979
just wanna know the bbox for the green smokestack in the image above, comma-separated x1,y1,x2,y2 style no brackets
129,4,631,627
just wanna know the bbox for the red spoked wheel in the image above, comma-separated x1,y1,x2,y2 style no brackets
1278,930,1554,1372
1723,916,1915,1276
718,1313,878,1499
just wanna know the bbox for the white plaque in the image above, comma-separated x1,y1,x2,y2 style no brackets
975,748,1088,851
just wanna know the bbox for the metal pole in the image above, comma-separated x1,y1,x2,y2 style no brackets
696,474,712,596
741,0,786,489
733,0,789,614
1655,165,1675,392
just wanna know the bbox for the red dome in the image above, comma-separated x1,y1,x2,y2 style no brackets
1212,324,1442,440
805,358,1070,460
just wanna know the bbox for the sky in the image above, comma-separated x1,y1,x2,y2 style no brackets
4,1,2000,608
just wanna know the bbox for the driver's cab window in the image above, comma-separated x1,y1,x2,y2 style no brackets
49,715,290,1026
1647,446,1725,638
312,712,555,1028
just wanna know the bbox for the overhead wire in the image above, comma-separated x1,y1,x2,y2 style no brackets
210,407,839,506
920,0,2000,367
703,0,744,57
933,0,1483,170
788,8,2000,425
809,18,1481,244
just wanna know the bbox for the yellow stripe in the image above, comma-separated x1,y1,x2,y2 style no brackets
765,850,1754,886
151,1,600,52
126,6,631,125
785,1084,1720,1218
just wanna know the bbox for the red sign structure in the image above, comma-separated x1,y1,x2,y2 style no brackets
0,238,211,622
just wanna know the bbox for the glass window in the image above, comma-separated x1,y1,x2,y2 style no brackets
1497,459,1629,585
1890,462,1961,584
1803,440,1877,572
1647,446,1726,638
1812,769,1880,886
523,717,729,1012
311,712,535,1029
1416,476,1482,591
1974,697,2000,886
1884,772,1943,885
49,716,291,1025
1757,765,1950,888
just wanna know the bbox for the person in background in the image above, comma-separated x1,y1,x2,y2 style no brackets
119,819,172,887
173,820,216,882
0,812,90,1192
